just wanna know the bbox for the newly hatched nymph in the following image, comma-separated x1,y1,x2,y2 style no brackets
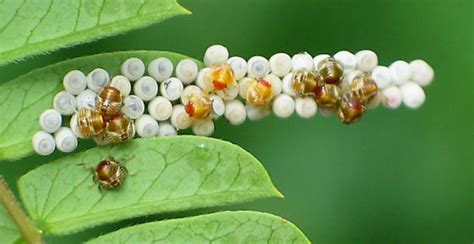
347,73,378,105
77,108,105,137
313,57,345,109
184,93,212,120
317,57,344,85
315,84,342,109
207,64,236,91
336,73,378,124
246,78,273,107
93,158,128,190
291,70,320,97
96,86,123,119
337,97,365,124
104,113,135,143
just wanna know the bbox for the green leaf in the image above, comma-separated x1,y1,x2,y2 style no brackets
0,51,202,161
0,0,190,65
0,204,21,244
88,211,310,243
18,136,283,235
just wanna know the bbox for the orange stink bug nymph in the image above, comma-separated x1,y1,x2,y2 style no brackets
184,93,212,120
246,78,273,107
207,63,236,91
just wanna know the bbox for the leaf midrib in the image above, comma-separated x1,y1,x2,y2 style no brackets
39,190,281,234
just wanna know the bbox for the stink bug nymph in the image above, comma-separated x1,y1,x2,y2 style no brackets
96,86,123,119
246,78,273,107
207,63,236,91
86,158,129,190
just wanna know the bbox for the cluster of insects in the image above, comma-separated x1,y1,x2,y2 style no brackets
78,87,135,144
32,44,434,156
290,57,379,123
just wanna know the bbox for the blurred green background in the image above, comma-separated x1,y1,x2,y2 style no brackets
1,0,473,243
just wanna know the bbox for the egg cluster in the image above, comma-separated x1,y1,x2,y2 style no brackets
32,45,434,156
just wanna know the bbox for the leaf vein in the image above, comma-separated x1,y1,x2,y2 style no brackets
0,0,26,33
151,225,179,242
134,149,195,203
86,191,108,213
24,0,54,45
162,170,194,200
0,81,59,138
194,152,222,195
39,169,60,218
95,0,107,27
136,0,147,15
0,89,26,137
226,154,242,190
41,174,90,219
72,0,82,32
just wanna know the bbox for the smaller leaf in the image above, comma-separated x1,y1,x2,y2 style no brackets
88,211,310,243
0,0,190,65
18,136,283,235
0,204,21,244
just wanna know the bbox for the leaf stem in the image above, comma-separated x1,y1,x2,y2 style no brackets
0,176,44,244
